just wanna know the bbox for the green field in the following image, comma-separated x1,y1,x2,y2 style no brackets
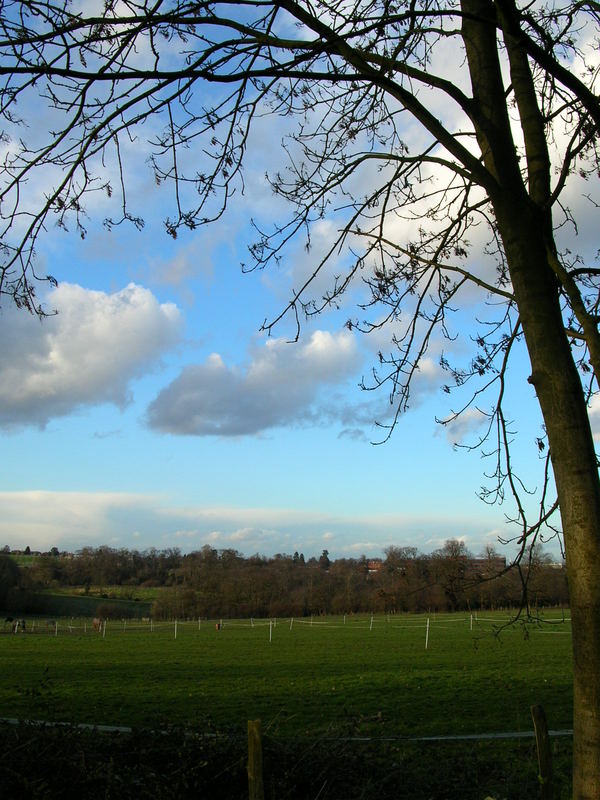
46,584,160,601
0,612,573,739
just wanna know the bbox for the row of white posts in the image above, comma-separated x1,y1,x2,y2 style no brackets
83,612,480,646
146,612,474,645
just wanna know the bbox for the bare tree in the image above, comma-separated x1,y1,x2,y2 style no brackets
1,0,599,793
431,538,471,610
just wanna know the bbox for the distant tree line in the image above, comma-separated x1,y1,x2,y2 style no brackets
0,540,567,619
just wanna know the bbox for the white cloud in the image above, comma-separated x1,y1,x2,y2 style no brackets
361,318,449,405
0,282,181,428
0,490,144,551
589,395,600,442
0,490,520,559
146,329,363,436
440,407,488,446
344,540,383,554
145,231,222,289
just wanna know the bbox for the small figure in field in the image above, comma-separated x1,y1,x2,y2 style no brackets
215,622,221,631
92,617,102,632
12,619,25,633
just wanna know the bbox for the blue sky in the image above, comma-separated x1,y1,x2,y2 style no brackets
0,200,559,559
1,9,596,561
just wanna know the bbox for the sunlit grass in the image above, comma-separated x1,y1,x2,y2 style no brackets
0,612,572,738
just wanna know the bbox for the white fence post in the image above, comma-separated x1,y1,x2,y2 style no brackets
425,617,430,650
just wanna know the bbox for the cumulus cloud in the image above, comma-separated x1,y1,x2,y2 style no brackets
0,282,181,428
146,329,363,436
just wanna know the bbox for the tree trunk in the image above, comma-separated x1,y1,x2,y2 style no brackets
496,197,600,800
461,2,600,795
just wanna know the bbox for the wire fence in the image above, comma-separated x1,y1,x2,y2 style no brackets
1,611,573,638
0,712,574,800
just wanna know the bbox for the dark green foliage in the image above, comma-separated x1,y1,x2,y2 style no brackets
0,554,21,605
11,545,569,620
0,721,572,799
0,591,151,619
0,721,245,799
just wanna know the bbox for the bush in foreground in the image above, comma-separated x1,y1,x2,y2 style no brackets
0,720,572,799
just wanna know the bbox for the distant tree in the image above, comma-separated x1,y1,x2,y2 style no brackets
432,539,472,611
535,563,569,609
384,546,419,573
520,543,566,610
96,601,134,620
0,554,21,608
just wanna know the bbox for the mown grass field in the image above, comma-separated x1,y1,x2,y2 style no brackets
0,611,572,739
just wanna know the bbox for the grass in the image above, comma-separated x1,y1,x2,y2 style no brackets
0,612,574,799
8,553,42,565
47,585,160,601
14,590,152,618
0,612,573,738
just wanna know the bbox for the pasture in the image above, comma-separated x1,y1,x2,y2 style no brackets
14,588,152,619
0,612,573,738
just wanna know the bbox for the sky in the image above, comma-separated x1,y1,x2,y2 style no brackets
0,6,595,562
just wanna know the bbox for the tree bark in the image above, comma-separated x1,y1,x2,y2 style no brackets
462,2,600,796
496,199,600,799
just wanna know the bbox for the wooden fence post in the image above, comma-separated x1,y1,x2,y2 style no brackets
247,719,264,800
531,704,553,800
